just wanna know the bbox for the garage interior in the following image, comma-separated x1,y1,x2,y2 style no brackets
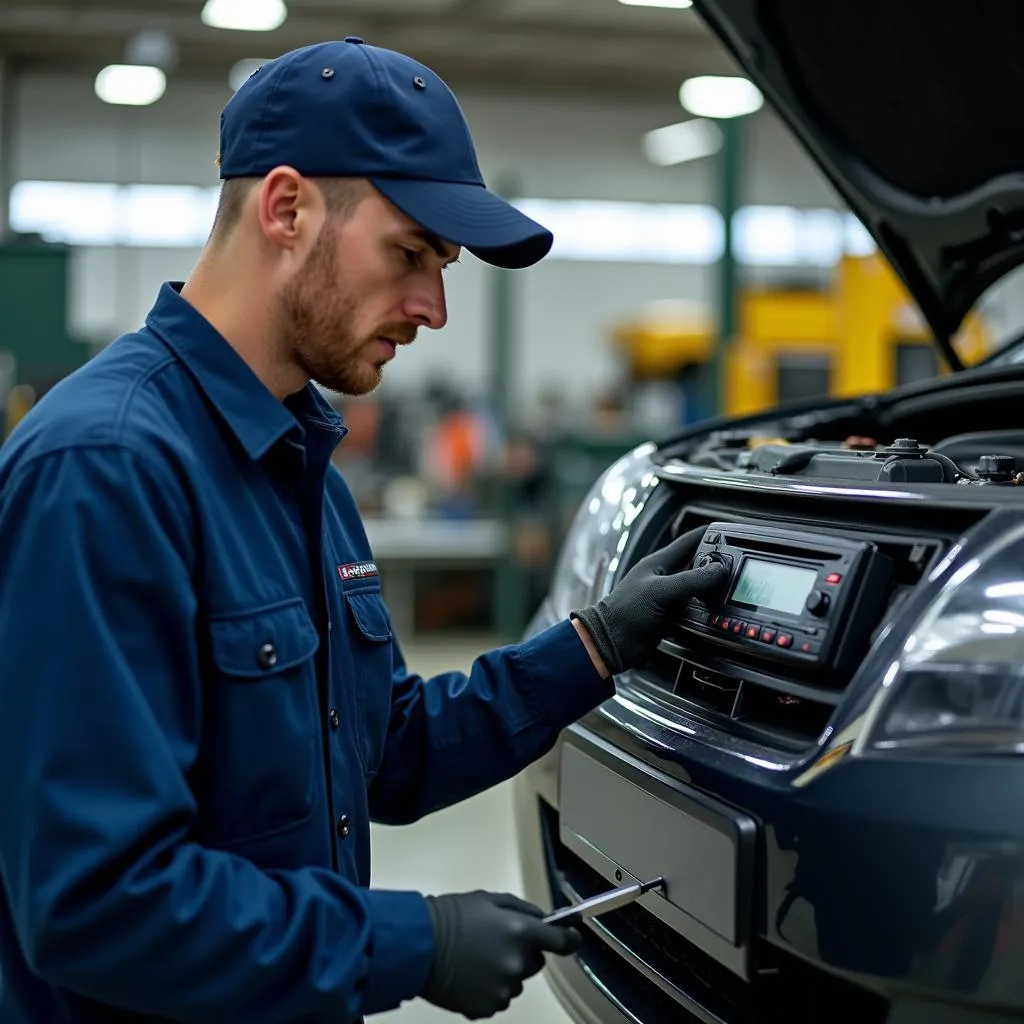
2,3,1023,1022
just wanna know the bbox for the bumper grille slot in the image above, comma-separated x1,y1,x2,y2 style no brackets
686,665,741,717
541,799,888,1024
643,650,839,751
733,678,835,747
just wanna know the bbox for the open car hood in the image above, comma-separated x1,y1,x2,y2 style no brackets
692,0,1024,370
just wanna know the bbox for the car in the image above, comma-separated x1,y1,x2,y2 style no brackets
512,3,1024,1023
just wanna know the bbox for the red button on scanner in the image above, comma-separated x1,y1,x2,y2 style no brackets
732,621,744,634
720,618,731,630
801,641,812,653
760,628,776,643
746,625,759,639
776,633,793,648
825,572,842,585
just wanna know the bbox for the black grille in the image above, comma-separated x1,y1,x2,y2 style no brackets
541,800,889,1024
636,646,839,752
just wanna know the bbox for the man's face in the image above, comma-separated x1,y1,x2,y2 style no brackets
277,186,460,396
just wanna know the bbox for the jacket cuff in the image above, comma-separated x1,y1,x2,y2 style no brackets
518,618,615,727
361,889,435,1015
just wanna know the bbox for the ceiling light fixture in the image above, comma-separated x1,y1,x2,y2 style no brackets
201,0,288,32
679,75,763,119
94,64,167,106
643,118,723,166
618,0,693,8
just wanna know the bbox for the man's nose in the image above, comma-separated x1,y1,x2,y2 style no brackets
404,276,448,331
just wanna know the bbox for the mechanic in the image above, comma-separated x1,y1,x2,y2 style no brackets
0,38,727,1024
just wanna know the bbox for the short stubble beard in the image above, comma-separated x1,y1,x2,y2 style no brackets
278,224,385,397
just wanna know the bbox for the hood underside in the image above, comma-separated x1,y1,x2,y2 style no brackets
692,0,1024,370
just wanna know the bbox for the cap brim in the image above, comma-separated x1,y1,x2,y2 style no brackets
370,178,553,269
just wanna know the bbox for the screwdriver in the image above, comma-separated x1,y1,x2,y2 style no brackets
543,876,665,928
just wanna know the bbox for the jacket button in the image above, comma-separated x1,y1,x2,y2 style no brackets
257,643,278,670
336,814,351,839
328,707,340,730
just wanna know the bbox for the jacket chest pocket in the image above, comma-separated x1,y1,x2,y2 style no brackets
202,598,320,846
343,583,394,779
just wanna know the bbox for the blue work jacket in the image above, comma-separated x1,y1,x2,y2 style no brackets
0,283,609,1023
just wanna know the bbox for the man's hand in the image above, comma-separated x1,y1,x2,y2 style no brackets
421,890,581,1020
571,526,728,676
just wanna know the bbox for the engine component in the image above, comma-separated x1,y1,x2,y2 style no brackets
929,430,1024,475
976,454,1017,485
739,438,959,483
685,428,1024,487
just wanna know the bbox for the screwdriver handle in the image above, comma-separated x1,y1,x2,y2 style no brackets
543,877,664,927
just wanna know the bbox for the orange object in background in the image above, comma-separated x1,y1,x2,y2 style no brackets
427,408,489,496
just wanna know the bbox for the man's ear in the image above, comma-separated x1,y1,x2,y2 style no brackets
256,166,321,252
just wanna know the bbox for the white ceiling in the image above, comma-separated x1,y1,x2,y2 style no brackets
0,0,737,95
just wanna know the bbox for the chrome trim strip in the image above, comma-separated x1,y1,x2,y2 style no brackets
604,684,799,772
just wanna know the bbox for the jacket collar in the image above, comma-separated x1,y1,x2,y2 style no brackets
145,282,343,461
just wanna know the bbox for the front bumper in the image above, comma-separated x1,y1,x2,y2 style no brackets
515,707,1024,1024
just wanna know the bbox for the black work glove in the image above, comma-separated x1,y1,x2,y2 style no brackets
422,890,581,1019
571,525,728,675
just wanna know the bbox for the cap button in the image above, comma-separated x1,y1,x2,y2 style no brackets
344,36,365,44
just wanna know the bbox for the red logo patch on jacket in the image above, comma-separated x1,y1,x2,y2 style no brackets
336,561,379,582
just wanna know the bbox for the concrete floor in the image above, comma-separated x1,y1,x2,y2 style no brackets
371,635,573,1024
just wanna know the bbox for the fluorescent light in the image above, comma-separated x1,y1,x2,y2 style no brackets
201,0,287,31
679,75,763,119
94,65,166,106
618,0,693,8
10,181,218,247
514,198,723,264
119,186,213,246
10,179,878,265
10,182,122,245
643,118,723,166
230,58,268,92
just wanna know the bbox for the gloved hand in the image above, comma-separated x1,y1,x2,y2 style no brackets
421,890,581,1019
571,525,728,675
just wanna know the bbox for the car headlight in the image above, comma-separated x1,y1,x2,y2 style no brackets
548,443,660,619
863,524,1024,754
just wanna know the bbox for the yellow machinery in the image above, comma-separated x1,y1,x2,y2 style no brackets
613,253,992,420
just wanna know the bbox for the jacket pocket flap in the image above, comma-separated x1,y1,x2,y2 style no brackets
209,598,320,678
345,591,393,643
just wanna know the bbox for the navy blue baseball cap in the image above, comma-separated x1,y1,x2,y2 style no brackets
218,38,552,269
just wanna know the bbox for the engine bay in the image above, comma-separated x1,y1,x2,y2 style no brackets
658,362,1024,488
683,431,1024,485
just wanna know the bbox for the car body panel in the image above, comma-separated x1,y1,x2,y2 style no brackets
516,479,1024,1021
690,0,1024,366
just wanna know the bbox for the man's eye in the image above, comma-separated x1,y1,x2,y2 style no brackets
400,247,420,267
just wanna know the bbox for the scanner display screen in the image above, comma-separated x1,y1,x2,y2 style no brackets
730,558,817,616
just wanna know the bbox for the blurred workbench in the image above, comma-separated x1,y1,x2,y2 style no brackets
363,517,508,637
